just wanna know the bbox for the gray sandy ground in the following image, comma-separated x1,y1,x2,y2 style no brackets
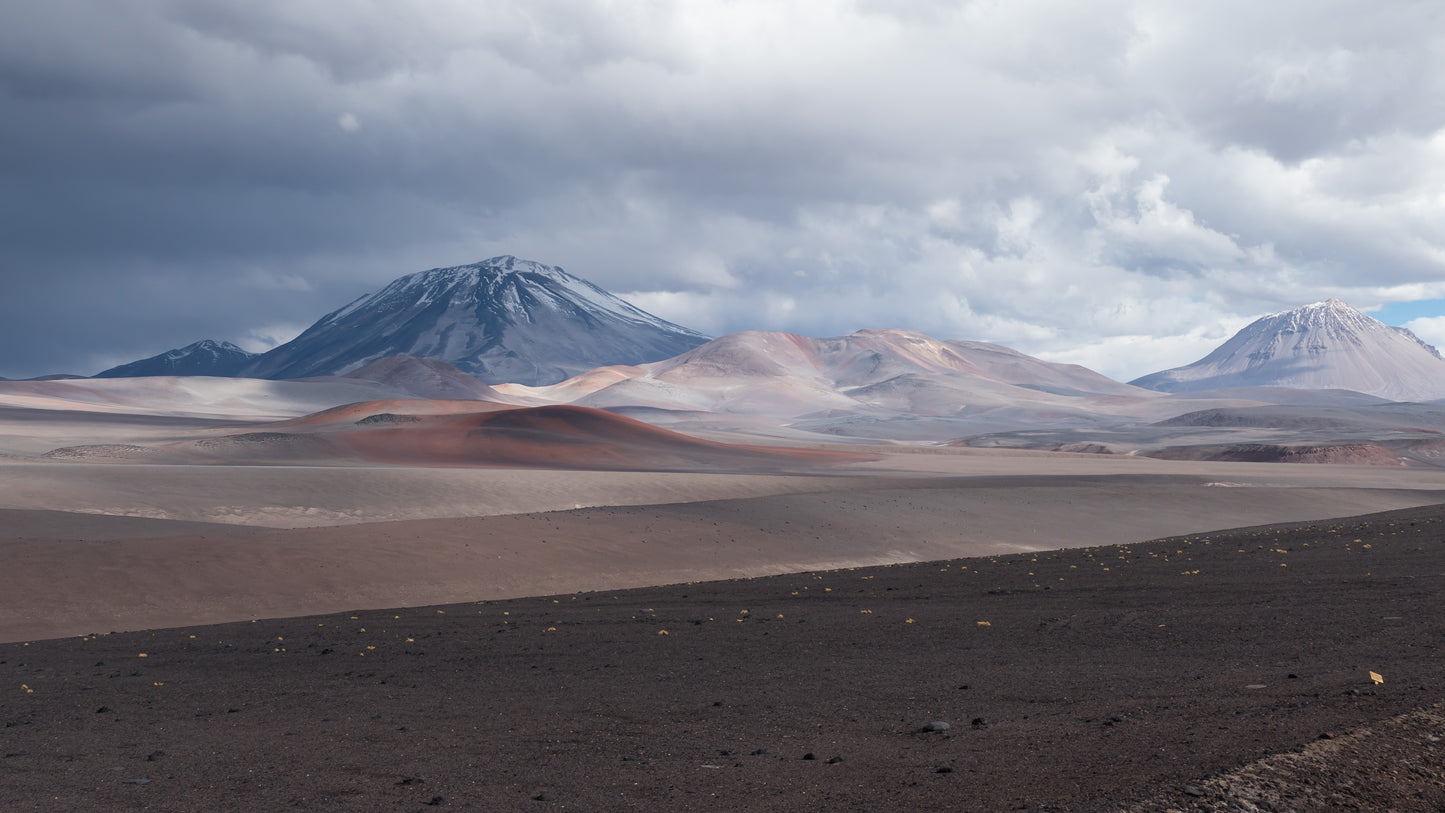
4,474,1444,643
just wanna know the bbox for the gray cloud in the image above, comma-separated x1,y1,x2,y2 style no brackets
2,0,1443,380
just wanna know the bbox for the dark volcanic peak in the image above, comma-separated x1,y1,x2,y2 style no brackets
1131,299,1445,402
95,339,257,379
243,256,710,386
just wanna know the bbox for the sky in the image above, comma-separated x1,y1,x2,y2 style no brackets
4,1,1445,381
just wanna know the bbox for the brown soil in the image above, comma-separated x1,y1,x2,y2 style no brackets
3,504,1444,810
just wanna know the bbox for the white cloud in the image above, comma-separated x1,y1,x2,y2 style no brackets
1090,173,1246,270
1036,317,1258,383
237,322,307,353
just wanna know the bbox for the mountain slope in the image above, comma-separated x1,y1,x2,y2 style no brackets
339,356,510,402
513,328,1151,418
95,340,257,379
243,256,709,386
1130,299,1445,401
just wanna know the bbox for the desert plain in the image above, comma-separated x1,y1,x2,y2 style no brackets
2,378,1445,810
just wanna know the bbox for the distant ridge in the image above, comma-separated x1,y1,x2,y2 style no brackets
95,339,257,379
1131,299,1445,402
513,327,1150,419
243,256,710,386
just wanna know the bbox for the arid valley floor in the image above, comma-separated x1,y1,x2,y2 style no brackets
3,394,1445,810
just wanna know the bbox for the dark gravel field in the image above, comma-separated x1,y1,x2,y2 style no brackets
4,504,1444,811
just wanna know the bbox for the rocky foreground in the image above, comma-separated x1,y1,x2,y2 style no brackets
3,505,1444,811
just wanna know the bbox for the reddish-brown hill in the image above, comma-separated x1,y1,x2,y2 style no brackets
337,404,872,471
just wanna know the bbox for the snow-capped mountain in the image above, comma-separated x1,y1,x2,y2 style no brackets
243,256,709,386
1130,299,1445,401
95,339,257,379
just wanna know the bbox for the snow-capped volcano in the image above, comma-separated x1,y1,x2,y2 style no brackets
243,256,710,385
1130,299,1445,401
95,339,257,378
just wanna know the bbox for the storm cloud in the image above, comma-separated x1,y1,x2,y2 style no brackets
3,1,1444,379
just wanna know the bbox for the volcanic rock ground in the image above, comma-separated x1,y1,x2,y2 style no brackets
4,505,1444,811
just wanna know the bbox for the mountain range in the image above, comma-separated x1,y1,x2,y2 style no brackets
89,257,1445,408
15,270,1445,466
500,328,1146,418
